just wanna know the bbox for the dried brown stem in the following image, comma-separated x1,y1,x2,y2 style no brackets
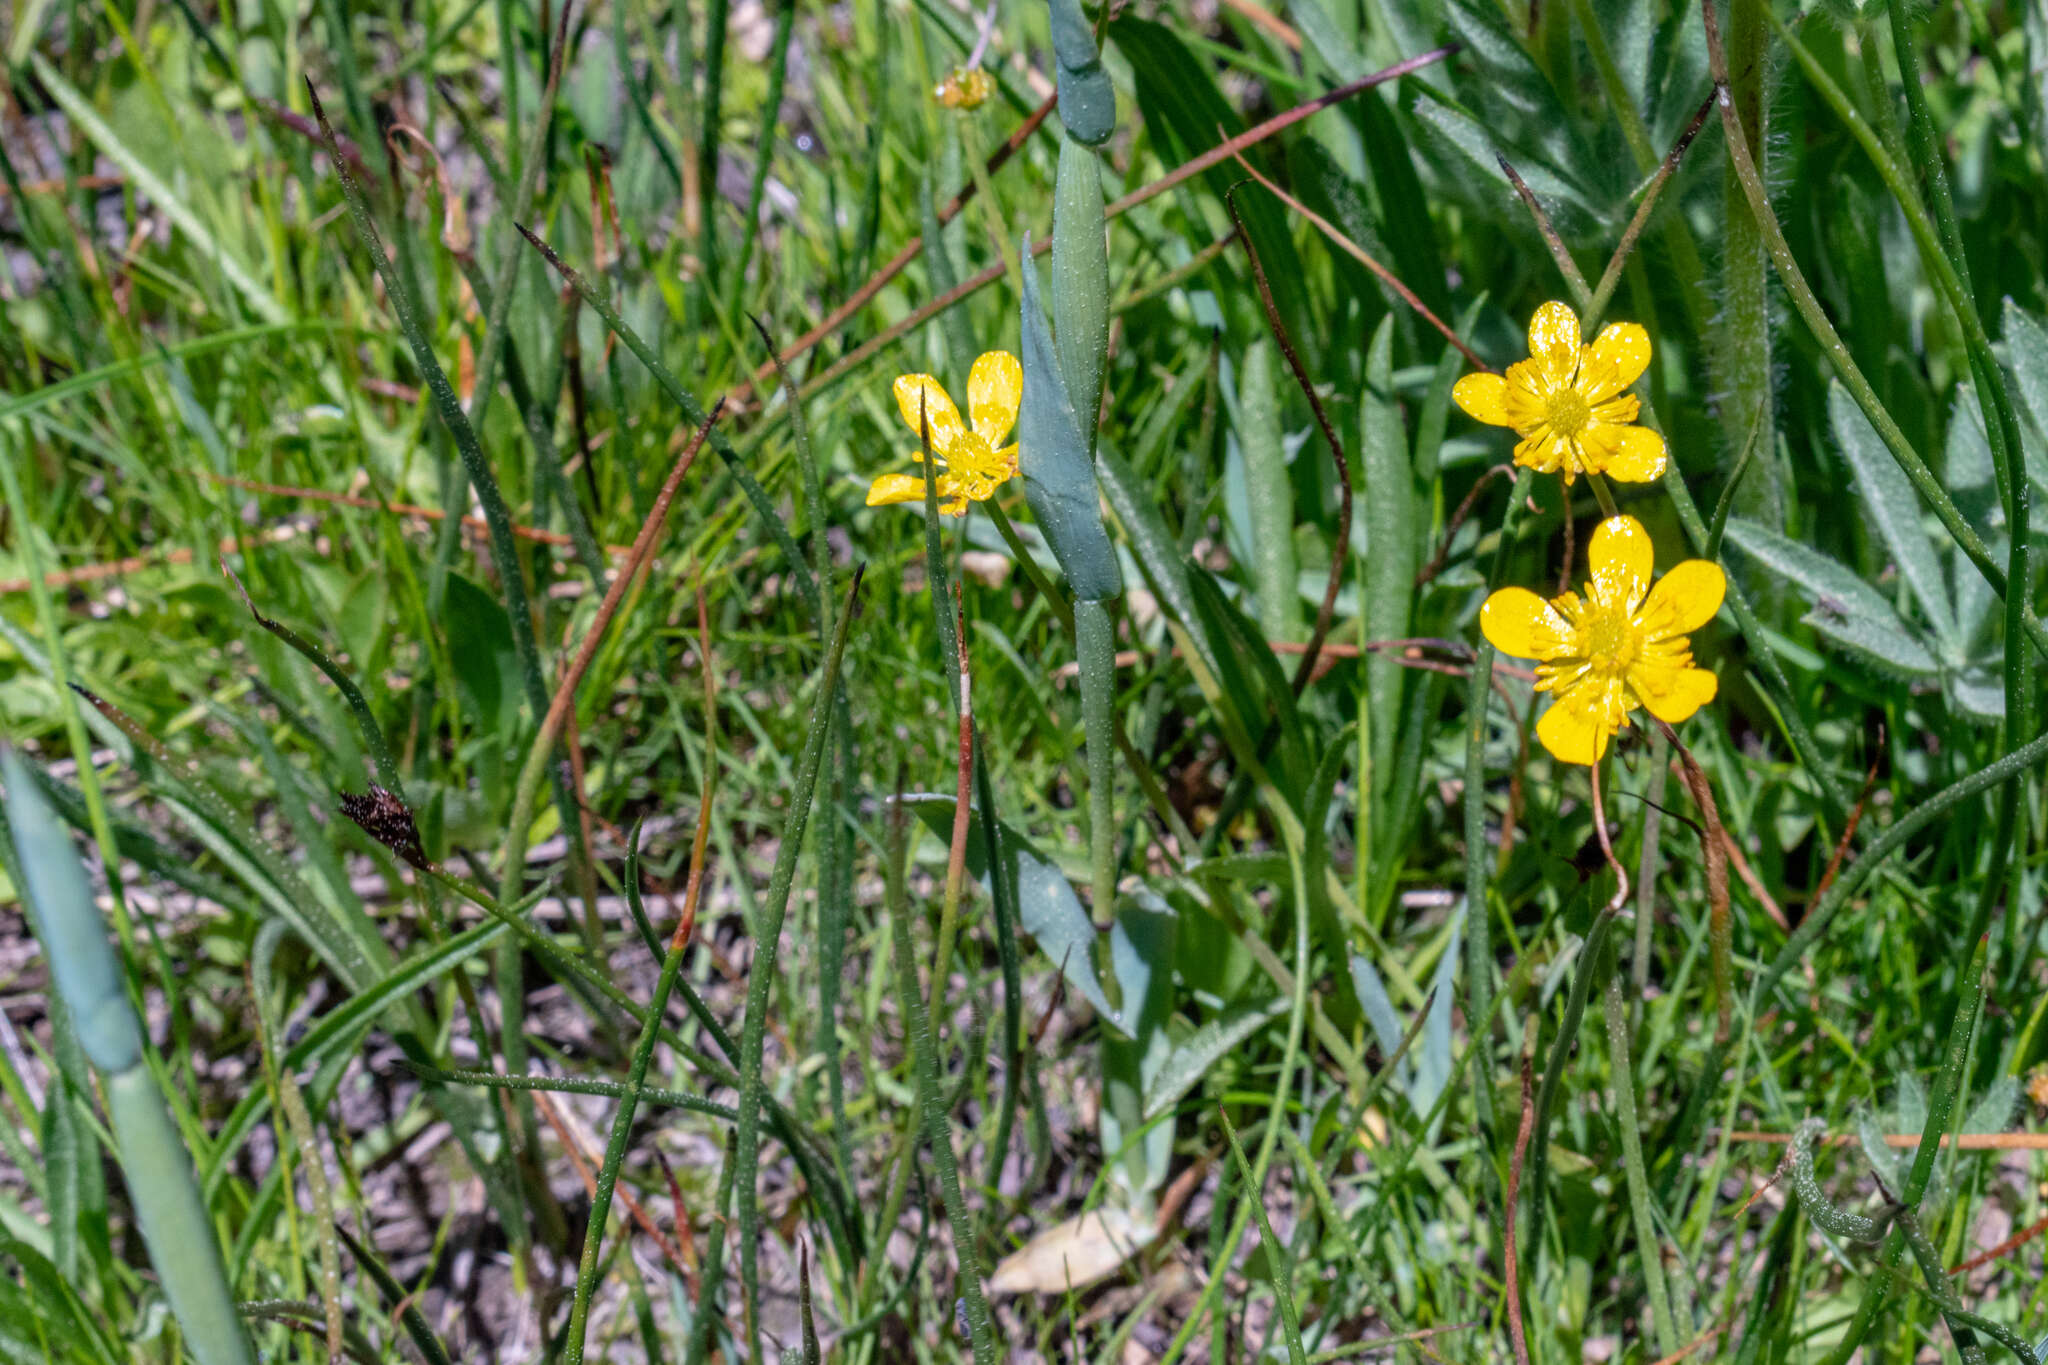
1230,150,1488,371
1417,464,1517,587
1497,154,1593,304
1585,93,1716,323
1664,727,1732,1041
747,92,1057,386
536,405,723,765
672,576,718,955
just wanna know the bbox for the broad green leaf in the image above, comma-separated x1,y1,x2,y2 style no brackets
1831,381,1960,660
1052,137,1111,449
1237,338,1301,642
1409,909,1461,1127
2000,299,2048,490
1020,248,1122,602
443,570,520,733
1724,519,1940,679
1411,94,1597,235
902,794,1125,1033
1947,387,2003,650
1361,317,1417,803
3,749,143,1074
1102,891,1178,1196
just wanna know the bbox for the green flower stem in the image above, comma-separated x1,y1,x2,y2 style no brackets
729,568,863,1360
1076,596,1120,930
884,804,999,1365
1718,0,1781,527
560,944,683,1362
409,1066,737,1119
986,500,1198,856
1462,468,1535,1141
1604,968,1681,1356
1882,6,2035,965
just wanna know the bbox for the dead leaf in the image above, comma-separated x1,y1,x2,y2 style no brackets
987,1206,1156,1297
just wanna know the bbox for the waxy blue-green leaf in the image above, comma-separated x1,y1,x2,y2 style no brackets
1047,0,1116,144
1832,381,1960,660
1020,244,1122,601
1052,136,1111,451
902,794,1128,1035
3,749,140,1075
1725,518,1940,679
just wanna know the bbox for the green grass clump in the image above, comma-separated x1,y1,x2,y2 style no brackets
3,0,2048,1359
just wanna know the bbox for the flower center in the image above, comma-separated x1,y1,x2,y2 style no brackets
1583,607,1638,676
1545,388,1593,438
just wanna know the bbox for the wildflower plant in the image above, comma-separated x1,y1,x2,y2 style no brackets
10,0,2048,1360
1452,300,1667,483
1482,513,1725,764
865,353,1022,516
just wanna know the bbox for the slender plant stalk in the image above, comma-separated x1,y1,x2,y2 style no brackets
884,793,999,1365
1219,1106,1308,1365
1462,468,1536,1154
466,0,571,435
563,588,721,1362
730,569,863,1358
1076,596,1120,930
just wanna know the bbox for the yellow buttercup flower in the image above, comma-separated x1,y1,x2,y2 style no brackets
936,66,994,110
867,351,1021,517
1481,514,1724,764
1452,301,1667,483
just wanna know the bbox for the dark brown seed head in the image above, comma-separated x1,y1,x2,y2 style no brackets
339,784,427,870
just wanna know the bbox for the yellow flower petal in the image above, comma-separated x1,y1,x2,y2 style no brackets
1513,430,1568,475
1481,587,1572,660
893,374,965,453
1638,559,1726,638
1500,359,1552,429
1527,301,1583,384
1580,322,1652,401
1536,683,1615,765
1453,372,1513,426
1634,665,1718,724
1586,514,1653,607
968,350,1023,447
866,472,929,506
1575,422,1666,482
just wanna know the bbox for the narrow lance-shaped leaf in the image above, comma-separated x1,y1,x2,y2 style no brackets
2,749,255,1365
1831,380,1961,660
1019,240,1122,602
